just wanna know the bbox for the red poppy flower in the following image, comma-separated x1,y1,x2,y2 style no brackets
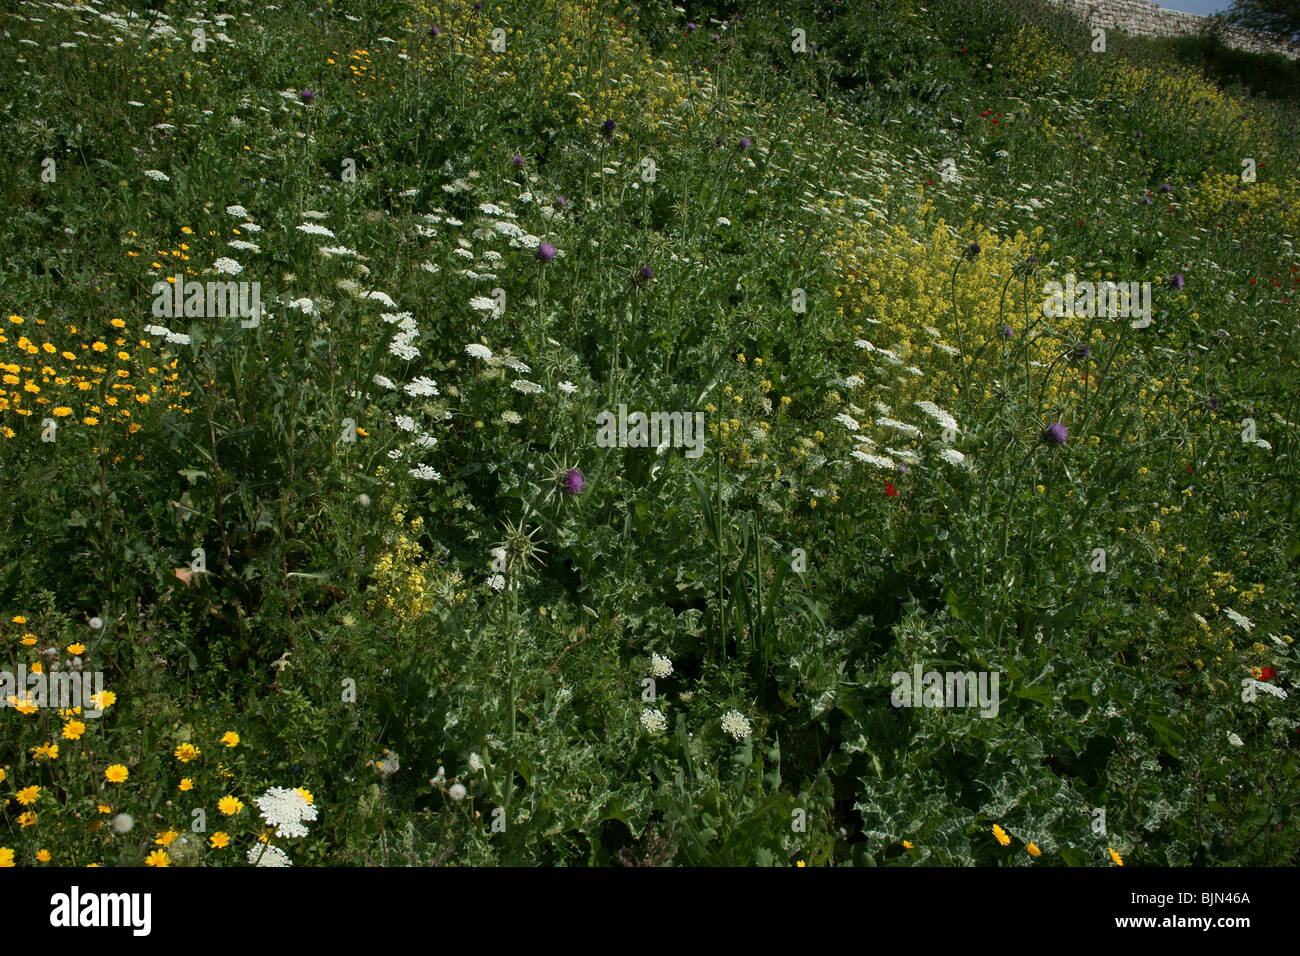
884,482,898,497
926,179,935,185
1258,666,1277,681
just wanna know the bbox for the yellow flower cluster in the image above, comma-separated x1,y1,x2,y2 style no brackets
1190,172,1300,238
367,508,467,625
411,0,690,135
0,314,191,440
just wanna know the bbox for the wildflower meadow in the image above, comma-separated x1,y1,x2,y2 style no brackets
1,0,1299,875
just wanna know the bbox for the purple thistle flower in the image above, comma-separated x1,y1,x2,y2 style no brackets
1043,422,1069,445
687,22,697,31
555,195,566,206
1209,397,1219,409
739,136,752,149
1159,183,1172,193
1171,272,1185,290
429,24,441,37
1073,343,1091,361
1001,324,1014,339
714,137,723,147
300,89,314,104
637,266,654,282
1142,196,1152,206
563,469,585,494
512,155,524,169
537,242,557,262
963,241,981,260
602,118,616,135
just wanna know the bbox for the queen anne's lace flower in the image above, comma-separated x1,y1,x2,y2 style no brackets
640,708,667,734
1224,608,1254,632
255,787,318,839
248,843,292,867
465,343,493,360
721,709,752,741
938,447,968,468
851,450,896,470
650,653,673,678
914,401,958,430
405,376,440,397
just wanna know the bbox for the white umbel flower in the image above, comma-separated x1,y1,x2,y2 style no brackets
405,376,440,397
212,257,243,275
640,708,667,734
721,709,752,741
254,786,318,839
875,417,923,438
465,343,493,360
144,169,170,182
914,401,958,431
409,464,442,480
1224,608,1254,632
248,843,292,867
296,222,335,237
835,412,861,431
937,447,968,468
650,653,673,678
851,450,897,470
511,380,543,395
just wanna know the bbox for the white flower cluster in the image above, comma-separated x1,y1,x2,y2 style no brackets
640,708,667,734
248,843,292,867
851,449,896,470
1224,608,1254,632
720,709,752,741
144,324,191,346
650,653,673,678
255,787,319,839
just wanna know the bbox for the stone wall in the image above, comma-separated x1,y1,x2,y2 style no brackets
1045,0,1300,60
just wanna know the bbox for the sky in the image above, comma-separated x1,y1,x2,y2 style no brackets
1156,0,1229,14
